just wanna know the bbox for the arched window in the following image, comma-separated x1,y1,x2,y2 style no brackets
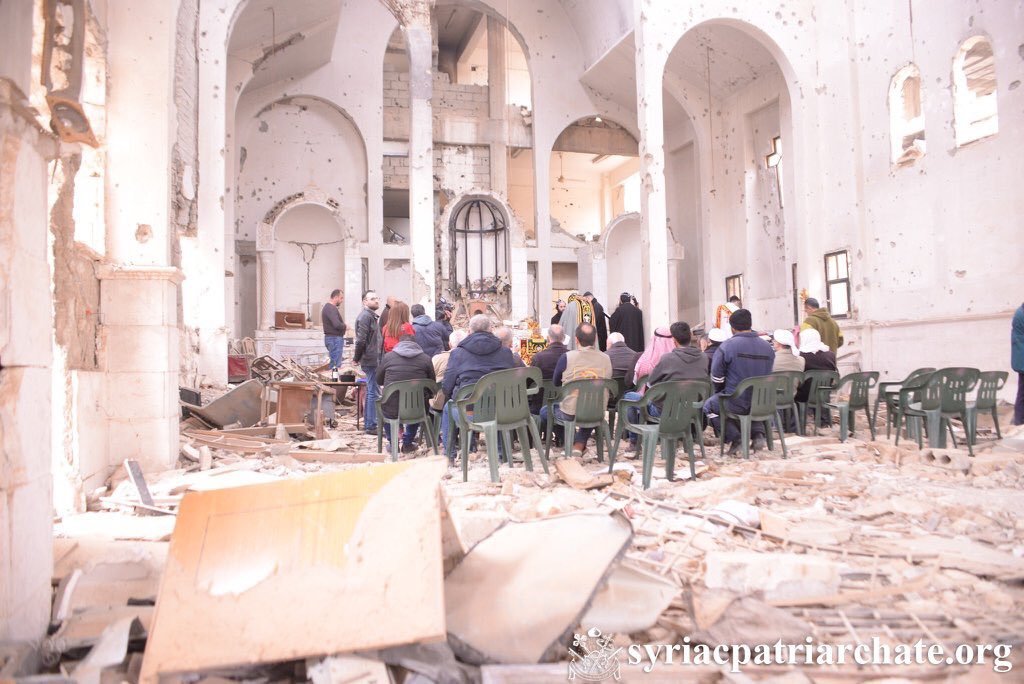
953,36,998,146
449,198,509,297
888,65,925,165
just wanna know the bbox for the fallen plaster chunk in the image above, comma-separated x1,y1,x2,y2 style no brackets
580,562,678,634
307,655,392,684
140,459,449,681
445,510,633,664
921,448,972,472
553,457,614,490
55,512,176,542
72,615,140,684
703,551,843,603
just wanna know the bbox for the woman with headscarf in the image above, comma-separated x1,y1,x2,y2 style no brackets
795,328,838,426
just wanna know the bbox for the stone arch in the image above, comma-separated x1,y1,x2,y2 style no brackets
952,34,998,147
254,191,359,331
889,63,925,165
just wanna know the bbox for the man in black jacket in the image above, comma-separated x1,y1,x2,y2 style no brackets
609,292,645,353
353,290,382,433
376,334,436,453
321,289,346,370
528,324,568,414
583,292,609,351
605,332,640,388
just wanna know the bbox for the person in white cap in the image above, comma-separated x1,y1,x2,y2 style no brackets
795,328,838,429
772,329,805,373
701,327,732,387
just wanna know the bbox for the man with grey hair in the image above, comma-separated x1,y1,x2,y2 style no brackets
605,331,641,389
442,314,517,456
495,325,526,368
529,324,568,414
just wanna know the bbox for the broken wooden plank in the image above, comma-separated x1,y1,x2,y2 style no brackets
140,459,448,681
288,450,386,464
123,460,157,515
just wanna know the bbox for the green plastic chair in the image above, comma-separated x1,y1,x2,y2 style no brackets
444,383,482,463
719,375,787,459
894,367,980,455
538,378,561,445
543,378,619,462
606,376,630,438
455,367,549,483
875,367,936,438
771,370,804,435
610,379,711,488
797,370,839,433
375,379,440,462
965,371,1008,445
823,371,880,442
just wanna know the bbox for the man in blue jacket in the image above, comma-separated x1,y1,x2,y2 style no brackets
1013,302,1024,426
703,308,775,455
441,314,518,453
411,304,447,357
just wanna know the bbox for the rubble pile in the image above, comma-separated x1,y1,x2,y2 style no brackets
20,377,1024,683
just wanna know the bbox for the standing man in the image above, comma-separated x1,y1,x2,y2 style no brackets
1013,302,1024,426
801,297,844,353
609,292,645,353
353,290,382,434
321,288,347,370
703,309,776,455
583,292,609,351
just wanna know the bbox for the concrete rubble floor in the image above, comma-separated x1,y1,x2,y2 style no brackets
41,389,1024,683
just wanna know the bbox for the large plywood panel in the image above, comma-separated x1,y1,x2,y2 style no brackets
140,460,447,680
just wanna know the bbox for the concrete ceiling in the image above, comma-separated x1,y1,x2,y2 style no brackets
228,0,342,94
664,24,778,101
581,23,781,130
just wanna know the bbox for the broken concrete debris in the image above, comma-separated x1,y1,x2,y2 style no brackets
33,381,1024,681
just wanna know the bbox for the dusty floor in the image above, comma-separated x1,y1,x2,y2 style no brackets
44,392,1024,683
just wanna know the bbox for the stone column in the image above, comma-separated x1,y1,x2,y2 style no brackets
487,16,508,197
634,7,670,335
257,250,276,331
405,12,436,314
102,1,181,469
0,77,58,641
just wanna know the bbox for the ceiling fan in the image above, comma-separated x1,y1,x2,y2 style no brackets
554,152,587,191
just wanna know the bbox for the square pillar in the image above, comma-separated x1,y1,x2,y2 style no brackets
99,266,182,473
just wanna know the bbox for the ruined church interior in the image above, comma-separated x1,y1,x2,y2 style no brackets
2,0,1024,680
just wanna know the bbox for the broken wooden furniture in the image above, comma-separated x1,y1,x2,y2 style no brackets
797,369,839,433
965,370,1008,444
823,371,880,442
140,460,448,681
227,337,256,383
180,379,263,428
542,379,619,463
894,367,980,455
261,380,333,439
719,374,788,459
249,355,291,383
374,379,441,462
610,379,711,487
453,367,548,483
874,366,936,438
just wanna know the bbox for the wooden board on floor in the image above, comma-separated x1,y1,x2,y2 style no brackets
288,450,386,464
140,459,448,681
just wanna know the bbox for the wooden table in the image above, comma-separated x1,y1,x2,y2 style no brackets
262,379,362,437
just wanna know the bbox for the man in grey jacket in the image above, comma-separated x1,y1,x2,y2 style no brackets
353,290,382,433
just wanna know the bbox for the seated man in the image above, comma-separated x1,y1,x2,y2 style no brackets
441,314,518,457
621,322,707,448
375,333,436,454
540,323,611,458
529,324,568,415
495,325,526,368
796,328,838,429
411,303,447,358
703,309,775,455
605,332,640,388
